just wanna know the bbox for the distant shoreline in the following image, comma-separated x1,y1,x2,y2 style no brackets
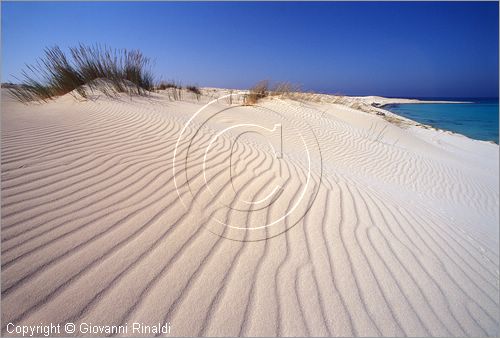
355,96,473,107
380,101,472,108
379,99,473,107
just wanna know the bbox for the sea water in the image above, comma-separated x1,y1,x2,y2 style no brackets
384,98,499,143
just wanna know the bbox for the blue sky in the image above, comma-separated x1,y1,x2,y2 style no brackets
2,1,498,97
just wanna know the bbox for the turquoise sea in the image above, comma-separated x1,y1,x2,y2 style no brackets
384,98,499,143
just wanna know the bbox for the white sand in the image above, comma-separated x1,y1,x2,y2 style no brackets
1,88,498,336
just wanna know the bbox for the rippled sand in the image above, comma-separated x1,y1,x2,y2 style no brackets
2,88,498,336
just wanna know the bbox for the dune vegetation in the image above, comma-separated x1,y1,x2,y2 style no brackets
244,80,305,105
8,44,155,102
7,43,309,106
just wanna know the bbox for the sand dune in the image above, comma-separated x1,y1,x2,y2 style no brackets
1,88,498,336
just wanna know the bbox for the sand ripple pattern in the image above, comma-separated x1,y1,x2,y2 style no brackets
1,93,498,336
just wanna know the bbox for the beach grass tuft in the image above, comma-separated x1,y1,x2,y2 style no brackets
9,44,155,102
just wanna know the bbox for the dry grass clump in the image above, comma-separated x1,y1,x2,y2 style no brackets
383,114,406,127
272,82,301,97
186,85,201,95
186,86,201,95
186,85,201,101
156,81,181,90
9,44,154,102
244,81,306,105
156,81,183,100
245,80,269,105
167,87,182,101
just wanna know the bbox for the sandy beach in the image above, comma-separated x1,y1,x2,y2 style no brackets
1,88,498,336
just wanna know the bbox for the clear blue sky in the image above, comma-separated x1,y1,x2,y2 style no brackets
2,1,498,98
